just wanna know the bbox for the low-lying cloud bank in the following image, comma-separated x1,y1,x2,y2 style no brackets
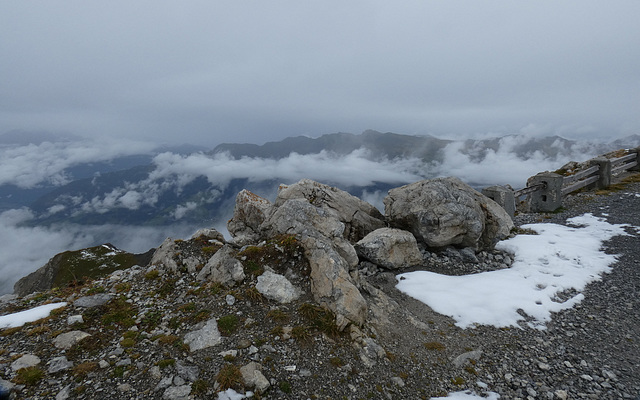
55,135,607,219
0,139,156,188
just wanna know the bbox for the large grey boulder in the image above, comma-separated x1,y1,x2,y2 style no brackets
355,228,423,270
227,189,275,246
275,179,385,243
261,198,366,329
384,177,513,250
196,245,245,286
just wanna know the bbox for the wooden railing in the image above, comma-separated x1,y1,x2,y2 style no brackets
482,147,640,216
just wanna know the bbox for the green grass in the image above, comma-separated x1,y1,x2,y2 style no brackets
218,315,240,336
14,366,44,386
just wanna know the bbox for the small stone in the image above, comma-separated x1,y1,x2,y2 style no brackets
53,330,91,349
162,385,192,400
67,315,84,325
225,294,236,305
240,362,270,393
237,339,251,349
150,366,162,379
255,270,301,303
391,377,406,387
580,374,593,381
538,362,551,371
183,318,223,352
117,384,132,392
73,293,113,308
56,385,72,400
176,362,199,382
219,350,238,358
99,360,110,369
554,389,568,400
116,358,132,367
48,356,73,374
155,376,173,392
11,354,41,371
173,376,185,386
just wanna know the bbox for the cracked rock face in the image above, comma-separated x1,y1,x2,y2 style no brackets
274,178,385,243
227,184,369,330
384,177,514,250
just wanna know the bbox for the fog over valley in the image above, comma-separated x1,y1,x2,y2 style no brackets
1,130,638,294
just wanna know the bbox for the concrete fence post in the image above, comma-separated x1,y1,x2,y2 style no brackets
527,172,563,213
482,186,515,219
589,157,611,189
631,147,640,172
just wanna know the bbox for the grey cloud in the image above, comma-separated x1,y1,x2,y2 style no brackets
1,2,638,146
0,140,156,188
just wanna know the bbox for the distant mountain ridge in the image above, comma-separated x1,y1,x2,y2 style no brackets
211,130,452,162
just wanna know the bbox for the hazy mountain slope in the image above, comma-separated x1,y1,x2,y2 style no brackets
211,130,452,162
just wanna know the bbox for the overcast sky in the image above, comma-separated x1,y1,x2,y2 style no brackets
1,1,639,147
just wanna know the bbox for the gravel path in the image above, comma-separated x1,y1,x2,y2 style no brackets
481,182,640,399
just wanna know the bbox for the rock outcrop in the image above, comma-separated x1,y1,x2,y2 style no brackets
384,177,514,250
227,189,275,246
260,197,367,329
14,244,151,297
274,179,386,243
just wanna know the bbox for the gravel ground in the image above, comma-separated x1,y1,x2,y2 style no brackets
1,181,638,400
369,180,640,400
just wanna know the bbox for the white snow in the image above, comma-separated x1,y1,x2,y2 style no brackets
0,302,67,329
217,389,253,400
397,214,632,329
431,390,500,399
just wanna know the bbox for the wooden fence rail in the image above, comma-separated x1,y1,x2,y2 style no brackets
482,147,640,218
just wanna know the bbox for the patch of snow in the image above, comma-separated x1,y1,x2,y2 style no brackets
0,302,67,329
217,389,253,400
397,214,632,329
430,390,500,399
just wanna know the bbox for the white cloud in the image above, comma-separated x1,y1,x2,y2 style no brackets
149,149,424,189
433,136,602,188
0,139,156,188
174,202,198,220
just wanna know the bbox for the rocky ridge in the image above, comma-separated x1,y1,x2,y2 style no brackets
0,177,639,399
